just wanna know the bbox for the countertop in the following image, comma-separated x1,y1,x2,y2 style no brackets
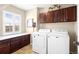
0,33,30,40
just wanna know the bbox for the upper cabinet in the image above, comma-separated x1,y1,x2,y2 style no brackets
39,13,47,23
60,8,67,22
39,6,77,23
53,10,61,22
66,6,77,22
46,11,54,23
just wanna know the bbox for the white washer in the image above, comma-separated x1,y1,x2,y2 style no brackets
32,29,50,54
48,32,69,54
32,32,47,54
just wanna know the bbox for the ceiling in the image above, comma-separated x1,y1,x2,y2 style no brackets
13,4,76,11
13,4,52,10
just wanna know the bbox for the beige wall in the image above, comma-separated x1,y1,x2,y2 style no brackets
0,4,26,35
40,22,76,35
26,8,38,33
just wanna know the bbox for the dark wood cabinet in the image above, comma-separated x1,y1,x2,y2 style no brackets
10,34,30,53
60,8,67,22
46,11,54,23
39,11,55,23
39,6,77,23
52,9,66,22
10,37,21,53
0,39,10,54
53,10,61,22
39,13,47,23
20,35,30,48
66,6,77,22
24,35,30,45
0,34,30,54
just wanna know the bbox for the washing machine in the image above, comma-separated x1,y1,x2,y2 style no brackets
32,29,51,54
32,32,48,54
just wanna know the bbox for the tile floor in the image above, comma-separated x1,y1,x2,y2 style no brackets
13,44,32,54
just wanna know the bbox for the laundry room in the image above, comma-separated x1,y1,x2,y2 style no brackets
0,4,77,54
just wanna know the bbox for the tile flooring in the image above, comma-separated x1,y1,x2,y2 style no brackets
13,44,32,54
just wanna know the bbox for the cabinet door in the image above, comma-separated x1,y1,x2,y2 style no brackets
60,9,67,22
21,35,30,47
46,11,54,23
0,40,10,54
10,37,21,53
54,10,61,22
39,13,47,23
20,36,25,47
66,6,77,22
25,35,30,45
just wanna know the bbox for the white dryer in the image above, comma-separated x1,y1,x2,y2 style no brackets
48,32,69,54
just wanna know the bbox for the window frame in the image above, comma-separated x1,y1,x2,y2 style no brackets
3,11,22,35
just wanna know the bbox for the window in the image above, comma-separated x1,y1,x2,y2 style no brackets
5,26,13,32
3,11,21,35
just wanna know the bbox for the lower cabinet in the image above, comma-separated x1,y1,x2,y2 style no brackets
0,40,10,54
10,37,21,53
20,35,30,48
0,34,30,54
10,34,30,53
24,35,30,45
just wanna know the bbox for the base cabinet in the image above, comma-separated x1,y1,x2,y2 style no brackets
21,35,30,47
0,40,10,54
10,37,21,53
10,34,30,53
0,34,30,54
